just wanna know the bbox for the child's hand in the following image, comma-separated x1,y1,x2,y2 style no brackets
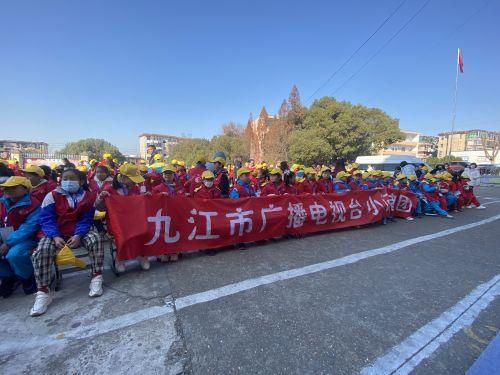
53,236,66,249
66,235,81,249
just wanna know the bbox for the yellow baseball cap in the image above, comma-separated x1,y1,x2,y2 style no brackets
396,174,407,180
320,166,331,174
119,164,145,184
408,175,417,181
103,153,112,159
138,165,149,172
22,165,45,177
177,161,186,167
196,154,207,164
270,168,283,176
0,176,32,191
211,157,226,166
237,167,251,178
336,171,350,179
77,165,88,172
153,154,163,161
305,167,316,175
424,173,436,181
202,170,215,180
162,165,176,173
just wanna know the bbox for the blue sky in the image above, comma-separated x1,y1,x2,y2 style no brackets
1,0,499,154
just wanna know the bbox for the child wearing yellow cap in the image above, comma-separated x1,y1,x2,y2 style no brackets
21,165,57,203
95,164,152,273
0,177,40,298
193,170,222,199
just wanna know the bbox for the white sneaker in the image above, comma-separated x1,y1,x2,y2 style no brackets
405,217,414,221
466,205,474,209
139,256,150,271
445,214,454,219
30,291,53,317
476,205,486,209
115,260,126,273
89,275,103,297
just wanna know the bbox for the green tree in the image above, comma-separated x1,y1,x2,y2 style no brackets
425,156,463,165
170,138,211,166
210,122,249,162
289,97,402,164
57,138,125,161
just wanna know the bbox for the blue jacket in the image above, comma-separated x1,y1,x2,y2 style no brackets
1,194,41,247
229,180,254,199
39,187,95,238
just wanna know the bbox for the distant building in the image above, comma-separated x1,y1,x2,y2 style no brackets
378,131,438,160
245,107,279,162
139,133,187,159
0,140,48,155
437,129,500,159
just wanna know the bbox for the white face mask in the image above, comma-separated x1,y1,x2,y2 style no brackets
204,180,214,188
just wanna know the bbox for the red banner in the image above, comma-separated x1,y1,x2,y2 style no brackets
106,189,417,260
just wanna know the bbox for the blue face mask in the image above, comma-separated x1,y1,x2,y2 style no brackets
62,180,81,193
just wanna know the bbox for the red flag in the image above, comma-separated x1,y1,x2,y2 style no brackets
458,48,464,73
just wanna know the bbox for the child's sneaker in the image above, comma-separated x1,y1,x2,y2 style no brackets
115,260,126,273
139,256,150,271
445,214,454,219
466,205,474,209
405,217,414,221
30,291,52,317
476,205,486,209
89,275,103,297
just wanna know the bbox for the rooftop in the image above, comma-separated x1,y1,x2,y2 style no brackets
139,133,189,140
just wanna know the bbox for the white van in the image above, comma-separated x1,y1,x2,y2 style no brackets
355,155,424,172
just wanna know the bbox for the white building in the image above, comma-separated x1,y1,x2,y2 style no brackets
378,130,438,160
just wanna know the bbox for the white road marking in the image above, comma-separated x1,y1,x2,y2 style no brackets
360,274,500,375
483,200,500,206
2,214,500,357
175,214,500,310
483,197,495,200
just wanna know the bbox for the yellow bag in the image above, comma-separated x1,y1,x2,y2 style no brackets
94,210,106,221
56,245,87,269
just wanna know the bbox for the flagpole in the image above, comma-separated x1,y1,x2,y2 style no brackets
449,48,460,157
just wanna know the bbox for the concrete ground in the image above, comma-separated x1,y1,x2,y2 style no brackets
1,186,499,374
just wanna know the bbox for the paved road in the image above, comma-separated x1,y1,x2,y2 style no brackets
1,186,499,374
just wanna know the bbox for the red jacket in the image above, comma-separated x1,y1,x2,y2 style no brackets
185,165,206,196
153,182,185,196
176,171,188,186
297,180,313,194
40,189,95,237
261,181,286,196
31,180,57,203
284,184,298,195
103,184,141,196
316,178,334,194
1,195,40,230
88,177,113,195
193,184,222,199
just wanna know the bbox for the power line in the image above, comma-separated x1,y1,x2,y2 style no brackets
332,0,432,96
305,0,409,103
